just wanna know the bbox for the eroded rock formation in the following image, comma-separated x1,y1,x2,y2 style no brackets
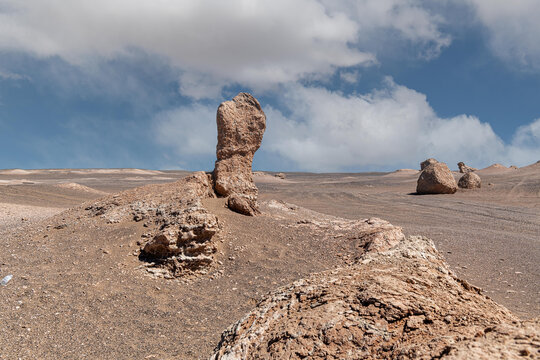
458,172,482,189
86,172,220,277
213,93,266,216
211,236,538,359
417,162,458,194
458,161,477,173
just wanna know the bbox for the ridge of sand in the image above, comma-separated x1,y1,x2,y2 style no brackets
0,169,34,175
54,182,108,195
383,168,419,177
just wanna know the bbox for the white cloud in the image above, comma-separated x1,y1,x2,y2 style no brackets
154,103,217,157
0,70,30,81
339,70,360,84
152,81,539,171
0,0,450,98
261,81,537,171
466,0,540,70
505,118,540,166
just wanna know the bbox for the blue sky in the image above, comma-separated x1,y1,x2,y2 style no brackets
0,0,539,172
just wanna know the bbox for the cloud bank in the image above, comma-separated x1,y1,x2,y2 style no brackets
155,80,539,171
0,0,451,98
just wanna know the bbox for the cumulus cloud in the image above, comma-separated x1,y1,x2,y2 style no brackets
153,81,539,171
505,119,540,166
154,103,217,158
263,81,507,171
466,0,540,70
0,0,450,98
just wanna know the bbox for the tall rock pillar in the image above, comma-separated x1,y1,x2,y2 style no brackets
213,93,266,215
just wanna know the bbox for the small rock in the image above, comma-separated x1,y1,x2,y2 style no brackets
457,162,477,173
458,172,481,189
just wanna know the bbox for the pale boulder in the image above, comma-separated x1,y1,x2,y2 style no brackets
417,162,458,194
458,172,482,189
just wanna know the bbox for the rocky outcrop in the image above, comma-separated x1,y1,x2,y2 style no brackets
458,161,477,173
211,236,530,359
420,158,438,170
417,162,457,194
260,200,404,255
85,172,220,277
213,93,266,216
227,194,259,216
458,172,482,189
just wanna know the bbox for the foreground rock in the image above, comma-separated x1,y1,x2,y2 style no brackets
211,235,536,359
442,318,540,359
86,172,220,277
420,158,438,170
458,161,477,173
458,172,482,189
213,93,266,215
417,162,457,194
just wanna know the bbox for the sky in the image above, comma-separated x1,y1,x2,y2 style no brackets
0,0,539,172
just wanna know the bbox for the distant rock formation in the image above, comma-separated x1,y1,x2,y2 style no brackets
457,161,477,173
458,172,482,189
275,172,286,179
211,236,534,359
417,163,457,194
213,93,266,216
420,158,438,170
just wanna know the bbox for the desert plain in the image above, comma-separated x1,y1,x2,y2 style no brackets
0,162,538,359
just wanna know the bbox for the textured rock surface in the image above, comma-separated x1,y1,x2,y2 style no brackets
213,93,266,215
417,162,458,194
458,172,482,189
442,318,540,359
85,171,220,277
420,158,438,170
227,193,260,216
211,235,525,360
458,162,477,173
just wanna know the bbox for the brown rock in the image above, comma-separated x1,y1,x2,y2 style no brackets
227,194,260,216
420,158,438,170
85,171,220,277
417,162,457,194
442,318,540,359
213,93,266,215
211,236,517,359
275,172,286,179
458,161,477,173
458,172,482,189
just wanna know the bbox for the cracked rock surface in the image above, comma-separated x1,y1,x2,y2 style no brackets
210,235,537,359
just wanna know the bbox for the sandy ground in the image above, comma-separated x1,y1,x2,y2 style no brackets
0,166,538,359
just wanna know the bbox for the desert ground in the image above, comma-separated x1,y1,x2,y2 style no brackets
0,164,538,359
